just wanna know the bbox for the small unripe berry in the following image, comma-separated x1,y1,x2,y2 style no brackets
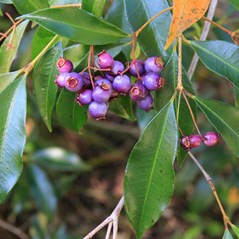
56,57,73,73
143,72,165,91
65,72,84,92
54,72,70,87
97,50,114,69
113,74,131,94
129,60,145,76
144,56,164,74
130,82,148,101
137,93,154,112
88,101,108,120
76,89,92,106
109,60,125,76
180,136,191,150
203,132,220,147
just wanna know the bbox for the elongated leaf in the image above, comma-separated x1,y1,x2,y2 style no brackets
0,0,12,3
0,75,26,203
56,89,88,132
20,8,128,45
229,0,239,11
33,42,62,132
194,97,239,157
0,20,28,74
124,102,178,238
12,0,49,14
232,225,239,239
165,0,210,49
48,0,81,6
190,40,239,88
82,0,106,17
124,0,172,61
0,71,20,94
223,230,234,239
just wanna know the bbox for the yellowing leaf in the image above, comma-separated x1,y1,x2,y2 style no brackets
165,0,211,49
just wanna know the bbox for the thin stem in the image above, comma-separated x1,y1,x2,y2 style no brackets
177,35,183,90
135,6,173,37
50,3,82,8
188,152,232,229
187,0,218,79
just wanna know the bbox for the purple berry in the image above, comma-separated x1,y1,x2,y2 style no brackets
54,72,70,87
144,56,164,74
56,57,73,73
143,72,165,91
137,93,154,112
105,73,115,82
129,60,145,76
113,74,131,94
65,72,84,92
88,101,108,120
95,75,104,81
109,60,125,75
180,136,191,150
97,50,114,69
92,84,112,103
76,89,92,106
80,72,91,88
203,132,220,147
129,82,148,101
95,78,112,88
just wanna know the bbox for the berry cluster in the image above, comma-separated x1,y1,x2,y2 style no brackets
180,132,220,151
55,51,165,119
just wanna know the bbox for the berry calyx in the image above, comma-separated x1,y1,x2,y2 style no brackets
97,50,114,69
144,56,164,74
88,101,108,120
137,93,154,112
203,132,220,147
65,72,84,92
129,83,148,101
113,75,132,94
56,57,73,73
143,72,165,91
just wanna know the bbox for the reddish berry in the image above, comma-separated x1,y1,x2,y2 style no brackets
203,132,220,147
56,57,73,73
144,56,164,74
97,50,114,69
180,136,191,150
189,134,203,148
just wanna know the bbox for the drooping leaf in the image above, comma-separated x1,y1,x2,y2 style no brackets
20,8,128,45
228,0,239,11
124,0,173,61
232,225,239,239
190,40,239,88
56,89,88,132
0,71,20,94
124,102,178,238
82,0,106,17
165,0,210,49
0,75,26,203
223,229,234,239
48,0,81,6
12,0,49,14
0,20,29,74
194,96,239,157
31,147,90,172
33,42,62,132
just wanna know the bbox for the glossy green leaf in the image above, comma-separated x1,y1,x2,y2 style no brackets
82,0,106,17
0,20,28,74
234,86,239,107
0,75,26,203
12,0,49,14
33,42,62,132
48,0,81,6
32,26,57,59
190,40,239,88
194,97,239,157
0,0,12,3
109,94,136,121
228,0,239,11
0,71,20,94
124,102,178,238
124,0,172,61
223,230,234,239
31,147,90,172
20,8,128,45
56,89,88,132
232,225,239,238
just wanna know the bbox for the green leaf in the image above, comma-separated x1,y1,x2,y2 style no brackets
33,42,62,132
31,147,90,172
0,20,28,74
228,0,239,11
223,230,234,239
56,89,88,132
0,71,20,94
109,94,136,121
48,0,81,6
190,40,239,88
124,102,178,238
82,0,106,17
12,0,49,14
0,75,26,203
0,0,12,3
232,225,239,239
194,96,239,157
234,86,239,107
124,0,172,61
20,8,128,45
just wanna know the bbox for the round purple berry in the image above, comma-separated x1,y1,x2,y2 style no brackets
95,78,112,88
129,82,148,101
104,73,115,82
88,101,108,120
144,56,164,74
92,84,112,103
65,72,84,92
54,72,70,87
80,72,91,88
109,60,125,76
56,57,73,73
129,60,145,76
189,134,202,148
113,74,131,94
203,132,220,147
137,93,154,112
143,72,165,91
76,89,92,106
97,50,114,69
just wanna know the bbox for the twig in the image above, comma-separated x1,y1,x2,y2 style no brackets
0,219,29,239
187,0,219,79
83,196,124,239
